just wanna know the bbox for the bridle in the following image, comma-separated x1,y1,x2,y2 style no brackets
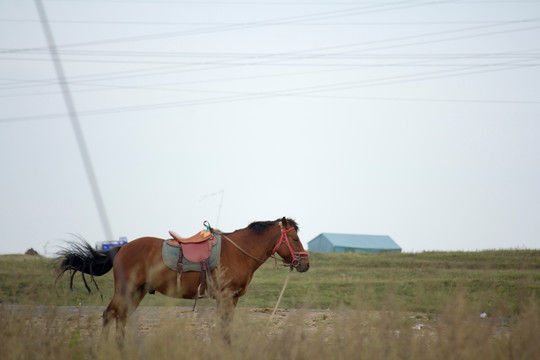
271,226,309,268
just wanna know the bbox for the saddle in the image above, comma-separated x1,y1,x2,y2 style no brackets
168,230,216,262
167,229,217,298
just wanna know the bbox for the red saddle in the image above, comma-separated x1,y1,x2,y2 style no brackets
168,230,216,263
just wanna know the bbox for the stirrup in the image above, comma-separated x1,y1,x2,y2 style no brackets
197,283,206,298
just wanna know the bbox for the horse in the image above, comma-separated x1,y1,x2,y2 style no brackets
56,217,310,343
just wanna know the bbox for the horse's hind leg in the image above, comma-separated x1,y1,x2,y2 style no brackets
101,295,131,347
102,285,148,345
101,294,125,344
102,305,114,340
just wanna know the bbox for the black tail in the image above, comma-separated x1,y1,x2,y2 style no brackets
56,240,121,295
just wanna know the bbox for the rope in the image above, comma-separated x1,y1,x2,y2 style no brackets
270,267,293,320
206,222,296,325
219,233,267,263
219,231,293,318
217,229,292,320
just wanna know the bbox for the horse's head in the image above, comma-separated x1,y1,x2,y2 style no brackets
272,217,310,273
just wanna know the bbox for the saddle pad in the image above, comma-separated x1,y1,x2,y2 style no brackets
161,235,221,272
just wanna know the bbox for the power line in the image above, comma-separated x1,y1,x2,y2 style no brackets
4,54,539,66
4,46,540,61
1,0,463,53
1,46,538,100
41,0,540,4
1,18,538,93
2,47,538,100
1,57,538,124
2,1,538,124
3,18,538,26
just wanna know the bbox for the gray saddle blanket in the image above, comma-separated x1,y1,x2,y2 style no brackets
161,235,221,272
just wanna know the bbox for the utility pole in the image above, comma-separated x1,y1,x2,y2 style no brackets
34,0,113,240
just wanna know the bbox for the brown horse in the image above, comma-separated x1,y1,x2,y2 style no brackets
56,217,309,342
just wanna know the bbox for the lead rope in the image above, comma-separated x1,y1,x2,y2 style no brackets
209,223,296,321
269,267,293,323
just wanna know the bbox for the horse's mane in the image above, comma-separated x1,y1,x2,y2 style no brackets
247,218,299,234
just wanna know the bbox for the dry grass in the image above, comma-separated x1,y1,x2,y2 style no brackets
1,295,539,360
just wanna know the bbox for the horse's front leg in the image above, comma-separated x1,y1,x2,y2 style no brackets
216,295,239,344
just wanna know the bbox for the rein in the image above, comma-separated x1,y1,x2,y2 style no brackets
220,233,267,263
212,224,308,268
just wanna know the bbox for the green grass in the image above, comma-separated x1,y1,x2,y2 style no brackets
244,251,539,315
1,250,538,315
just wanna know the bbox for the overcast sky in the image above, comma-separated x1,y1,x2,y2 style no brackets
1,0,539,255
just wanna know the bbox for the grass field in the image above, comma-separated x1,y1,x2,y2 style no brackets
1,250,539,359
1,250,538,314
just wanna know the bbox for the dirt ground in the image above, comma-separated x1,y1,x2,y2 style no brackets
1,303,438,338
2,304,343,330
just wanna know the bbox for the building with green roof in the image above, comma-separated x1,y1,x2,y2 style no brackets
308,233,401,253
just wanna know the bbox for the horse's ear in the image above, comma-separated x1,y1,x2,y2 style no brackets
281,217,289,228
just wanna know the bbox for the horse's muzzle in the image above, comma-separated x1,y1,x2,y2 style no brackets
295,260,310,273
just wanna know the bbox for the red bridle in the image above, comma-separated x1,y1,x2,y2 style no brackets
271,226,309,268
